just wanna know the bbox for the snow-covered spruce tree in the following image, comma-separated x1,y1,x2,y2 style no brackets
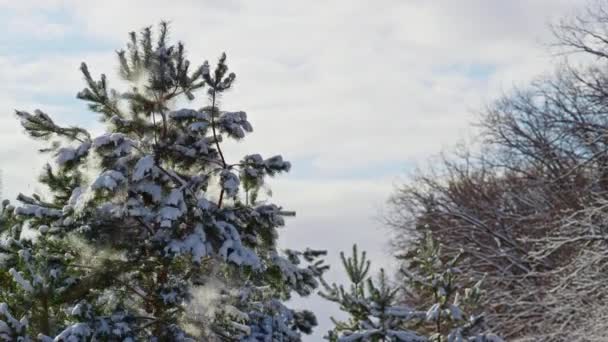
0,23,328,341
320,235,502,342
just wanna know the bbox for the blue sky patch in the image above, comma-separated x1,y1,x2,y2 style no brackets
434,63,497,81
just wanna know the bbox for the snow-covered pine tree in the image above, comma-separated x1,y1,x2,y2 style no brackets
320,235,502,342
0,22,328,341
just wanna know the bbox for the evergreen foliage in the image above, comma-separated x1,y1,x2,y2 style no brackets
0,22,327,341
320,236,502,342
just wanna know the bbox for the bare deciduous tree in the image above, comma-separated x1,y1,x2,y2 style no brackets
387,2,608,341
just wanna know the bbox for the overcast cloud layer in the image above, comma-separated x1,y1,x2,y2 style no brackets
0,0,586,339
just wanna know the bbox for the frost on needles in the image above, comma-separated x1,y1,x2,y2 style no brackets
0,23,328,341
320,236,503,342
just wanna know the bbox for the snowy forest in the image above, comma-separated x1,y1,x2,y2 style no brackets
2,1,608,341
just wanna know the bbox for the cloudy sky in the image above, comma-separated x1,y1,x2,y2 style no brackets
0,0,587,339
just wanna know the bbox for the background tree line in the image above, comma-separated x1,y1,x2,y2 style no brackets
387,2,608,341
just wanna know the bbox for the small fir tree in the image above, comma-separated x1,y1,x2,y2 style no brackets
0,23,328,341
320,235,503,342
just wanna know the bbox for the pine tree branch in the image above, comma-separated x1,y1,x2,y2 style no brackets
58,261,133,303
